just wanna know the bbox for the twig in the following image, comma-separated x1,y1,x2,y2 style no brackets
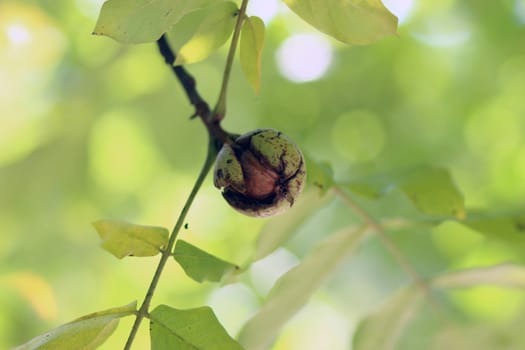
333,186,443,313
156,35,210,120
125,3,252,346
123,140,217,350
156,35,233,145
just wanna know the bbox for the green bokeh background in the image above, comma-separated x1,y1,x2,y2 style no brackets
2,0,525,349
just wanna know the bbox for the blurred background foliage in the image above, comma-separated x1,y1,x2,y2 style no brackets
1,0,525,349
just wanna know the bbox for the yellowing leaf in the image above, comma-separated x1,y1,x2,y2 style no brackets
93,220,169,259
93,0,217,44
174,1,238,65
150,305,243,350
13,302,136,350
240,16,265,94
282,0,398,45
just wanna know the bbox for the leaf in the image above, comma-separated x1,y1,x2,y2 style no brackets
304,154,336,195
166,7,211,50
174,1,238,65
150,305,243,350
93,0,217,44
240,16,265,94
352,287,423,350
238,226,368,350
429,324,525,350
173,240,239,283
347,166,465,219
431,264,525,290
254,189,335,261
93,220,169,259
461,210,525,246
281,0,398,45
14,302,136,350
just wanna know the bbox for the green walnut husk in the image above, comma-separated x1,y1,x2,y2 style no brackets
214,129,306,217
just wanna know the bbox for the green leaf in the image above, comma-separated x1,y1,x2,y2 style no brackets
281,0,398,45
93,0,217,44
347,166,465,219
93,220,169,259
166,7,210,50
305,154,336,195
14,302,136,350
254,189,335,261
430,324,525,350
431,264,525,290
461,211,525,246
240,16,265,94
173,240,239,283
150,305,243,350
353,287,423,350
174,1,238,65
238,226,368,350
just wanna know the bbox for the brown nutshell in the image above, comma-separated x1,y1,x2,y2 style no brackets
213,129,306,217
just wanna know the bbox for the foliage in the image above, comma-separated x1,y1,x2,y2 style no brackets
3,0,525,349
13,302,137,350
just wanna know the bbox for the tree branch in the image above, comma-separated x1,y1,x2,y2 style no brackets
156,35,233,145
124,139,217,350
156,35,210,120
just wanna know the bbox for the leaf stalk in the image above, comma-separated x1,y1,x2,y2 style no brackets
213,0,250,120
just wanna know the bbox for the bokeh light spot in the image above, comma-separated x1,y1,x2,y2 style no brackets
4,272,57,321
250,248,299,296
331,110,386,162
6,23,32,45
451,243,524,322
382,0,415,24
247,0,279,24
75,0,105,19
273,302,351,350
464,99,522,160
411,11,471,47
106,47,167,99
207,284,259,336
514,0,525,24
276,34,333,83
0,3,66,165
88,109,163,193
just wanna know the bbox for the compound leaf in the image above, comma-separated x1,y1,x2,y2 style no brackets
353,287,423,350
239,226,368,350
